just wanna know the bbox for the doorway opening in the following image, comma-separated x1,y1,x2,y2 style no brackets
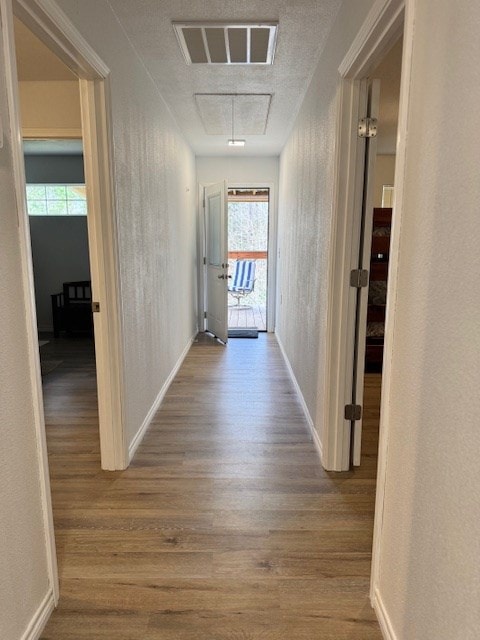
227,187,269,332
322,0,407,628
10,0,125,475
14,14,99,445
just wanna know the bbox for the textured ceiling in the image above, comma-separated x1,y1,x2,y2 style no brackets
106,0,341,156
195,94,272,135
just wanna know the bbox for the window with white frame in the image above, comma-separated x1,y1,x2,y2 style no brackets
26,184,87,216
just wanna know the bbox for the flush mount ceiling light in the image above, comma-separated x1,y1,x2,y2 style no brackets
173,21,278,65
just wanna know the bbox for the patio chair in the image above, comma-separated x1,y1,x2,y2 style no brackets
228,260,256,306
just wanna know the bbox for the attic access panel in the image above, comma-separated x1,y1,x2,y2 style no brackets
194,94,272,136
173,22,278,65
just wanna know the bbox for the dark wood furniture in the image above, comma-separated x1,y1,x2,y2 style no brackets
51,281,93,338
365,208,392,372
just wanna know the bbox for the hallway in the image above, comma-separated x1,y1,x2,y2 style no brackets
41,333,382,639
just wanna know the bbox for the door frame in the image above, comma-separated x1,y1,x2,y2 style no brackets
12,0,127,470
2,0,127,598
320,0,415,627
199,181,277,333
321,0,405,472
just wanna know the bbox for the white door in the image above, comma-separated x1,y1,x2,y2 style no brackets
205,181,228,343
350,79,380,466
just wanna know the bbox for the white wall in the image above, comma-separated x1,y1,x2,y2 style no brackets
276,0,376,427
373,154,396,207
375,1,480,637
54,0,198,449
0,14,51,640
18,80,81,137
196,156,279,187
1,0,198,632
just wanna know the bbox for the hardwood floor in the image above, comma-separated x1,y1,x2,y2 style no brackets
40,333,382,639
228,302,267,331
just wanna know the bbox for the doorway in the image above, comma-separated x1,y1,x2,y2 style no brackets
14,15,94,376
227,187,269,332
10,1,126,473
323,1,405,472
322,0,409,630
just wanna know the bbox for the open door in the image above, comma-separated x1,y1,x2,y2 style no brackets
205,181,228,343
350,79,380,466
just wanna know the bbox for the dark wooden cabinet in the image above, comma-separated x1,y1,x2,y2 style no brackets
365,208,392,372
51,281,93,338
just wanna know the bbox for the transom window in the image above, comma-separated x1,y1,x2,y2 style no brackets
26,184,87,216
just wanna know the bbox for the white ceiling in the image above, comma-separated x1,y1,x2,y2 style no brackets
106,0,341,156
14,17,76,81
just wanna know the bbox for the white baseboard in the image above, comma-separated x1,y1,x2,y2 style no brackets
275,333,323,463
372,587,397,640
128,333,196,462
21,590,55,640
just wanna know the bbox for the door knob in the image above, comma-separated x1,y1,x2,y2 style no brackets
217,274,225,279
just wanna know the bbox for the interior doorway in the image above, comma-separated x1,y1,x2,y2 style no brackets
10,0,126,476
322,0,405,474
227,187,269,332
14,14,98,435
351,37,402,465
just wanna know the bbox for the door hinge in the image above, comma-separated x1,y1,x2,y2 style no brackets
203,257,206,265
203,198,205,208
92,301,100,313
350,269,369,288
345,404,362,421
358,117,378,138
204,311,207,319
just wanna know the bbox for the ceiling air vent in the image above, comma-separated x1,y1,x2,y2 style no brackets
173,22,278,65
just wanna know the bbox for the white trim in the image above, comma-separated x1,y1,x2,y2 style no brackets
79,77,127,470
228,181,277,332
197,183,206,331
1,0,59,602
13,0,128,472
322,0,405,472
339,0,404,79
320,0,414,624
198,180,277,334
372,588,397,640
20,590,55,640
128,333,196,462
276,333,323,465
14,0,109,78
370,0,414,605
321,78,369,471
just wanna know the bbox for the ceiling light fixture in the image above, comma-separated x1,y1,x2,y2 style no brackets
228,95,246,147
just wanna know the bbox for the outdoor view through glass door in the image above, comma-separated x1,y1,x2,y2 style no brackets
227,188,269,331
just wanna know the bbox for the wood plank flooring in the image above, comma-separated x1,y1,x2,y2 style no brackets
228,302,266,331
40,333,382,639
